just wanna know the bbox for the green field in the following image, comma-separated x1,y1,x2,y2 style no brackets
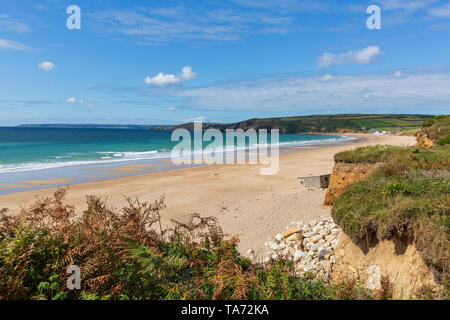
160,114,432,134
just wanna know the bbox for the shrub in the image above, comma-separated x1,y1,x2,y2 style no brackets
420,115,450,144
0,188,343,300
437,135,450,146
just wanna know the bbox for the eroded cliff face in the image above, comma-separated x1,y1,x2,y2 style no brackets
331,234,438,299
324,162,379,205
415,132,434,148
324,158,442,298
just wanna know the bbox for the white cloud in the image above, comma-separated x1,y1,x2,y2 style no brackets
181,66,198,81
0,14,31,33
145,73,181,86
177,116,206,122
318,46,383,68
0,38,32,51
65,97,94,107
85,1,446,44
38,61,55,71
394,70,402,78
168,106,176,111
145,66,198,86
378,0,437,11
428,4,450,18
429,22,450,30
65,97,77,104
320,74,335,81
91,4,301,44
171,69,450,114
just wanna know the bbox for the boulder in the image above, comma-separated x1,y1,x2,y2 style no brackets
318,249,331,260
274,233,282,243
302,255,312,264
304,264,316,272
282,226,303,239
293,250,307,263
303,232,316,238
287,233,303,242
365,265,382,291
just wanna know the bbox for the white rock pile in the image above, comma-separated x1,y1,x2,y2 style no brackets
260,217,342,280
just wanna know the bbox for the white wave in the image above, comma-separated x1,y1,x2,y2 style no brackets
0,136,354,174
0,150,169,174
96,150,159,158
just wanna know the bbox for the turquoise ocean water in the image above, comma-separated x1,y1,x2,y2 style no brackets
0,127,353,194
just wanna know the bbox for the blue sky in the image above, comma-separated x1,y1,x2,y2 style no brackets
0,0,449,125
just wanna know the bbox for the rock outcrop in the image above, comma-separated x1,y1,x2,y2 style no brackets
253,217,440,298
331,233,438,298
322,155,441,298
415,132,434,148
324,162,379,205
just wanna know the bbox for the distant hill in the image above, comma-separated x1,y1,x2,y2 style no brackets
16,124,159,130
18,114,433,134
155,114,433,134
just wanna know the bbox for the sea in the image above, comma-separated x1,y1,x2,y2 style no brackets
0,127,353,194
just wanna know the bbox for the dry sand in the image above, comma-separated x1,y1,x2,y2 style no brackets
0,134,416,257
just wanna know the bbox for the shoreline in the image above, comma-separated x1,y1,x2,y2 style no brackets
0,134,356,195
0,133,416,255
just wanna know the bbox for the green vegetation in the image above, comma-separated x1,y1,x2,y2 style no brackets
421,115,450,146
0,189,383,300
335,145,450,166
422,115,450,128
2,115,448,300
331,116,450,298
398,128,420,136
333,172,449,270
159,114,432,134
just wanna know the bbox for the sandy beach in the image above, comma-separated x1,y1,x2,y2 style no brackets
0,133,416,257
